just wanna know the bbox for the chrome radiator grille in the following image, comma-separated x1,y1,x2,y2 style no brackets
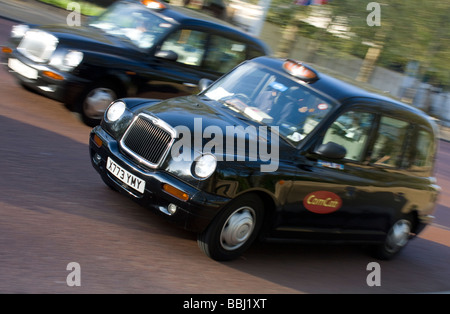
18,30,58,62
121,114,175,168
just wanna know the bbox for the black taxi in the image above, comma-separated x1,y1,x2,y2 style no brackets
89,56,440,261
2,0,269,126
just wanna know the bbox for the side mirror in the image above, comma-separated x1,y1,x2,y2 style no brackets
313,142,347,160
198,78,213,92
155,50,178,61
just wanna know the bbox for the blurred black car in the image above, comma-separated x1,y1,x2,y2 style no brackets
2,0,270,125
89,56,440,261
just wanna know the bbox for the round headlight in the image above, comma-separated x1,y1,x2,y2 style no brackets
106,101,126,122
11,24,29,39
49,50,83,71
63,50,83,68
193,154,217,179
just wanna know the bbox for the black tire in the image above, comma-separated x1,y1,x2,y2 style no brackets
372,215,413,260
197,194,264,261
79,82,120,127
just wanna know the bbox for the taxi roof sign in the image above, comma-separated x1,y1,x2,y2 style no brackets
141,0,166,9
283,59,319,83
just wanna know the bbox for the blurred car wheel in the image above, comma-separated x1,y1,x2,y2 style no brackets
198,193,264,261
80,82,120,126
372,215,414,260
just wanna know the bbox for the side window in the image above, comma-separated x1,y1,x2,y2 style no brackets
322,111,375,161
160,29,207,66
410,128,435,171
247,46,266,60
369,117,409,167
203,35,247,73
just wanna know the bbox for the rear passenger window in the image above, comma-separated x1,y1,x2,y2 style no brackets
322,111,374,161
370,117,409,167
411,129,435,171
203,35,247,73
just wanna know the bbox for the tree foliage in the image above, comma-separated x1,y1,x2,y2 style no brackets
266,0,450,88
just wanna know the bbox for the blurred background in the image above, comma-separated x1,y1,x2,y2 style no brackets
38,0,450,125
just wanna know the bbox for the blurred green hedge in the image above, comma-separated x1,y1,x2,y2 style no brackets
39,0,114,15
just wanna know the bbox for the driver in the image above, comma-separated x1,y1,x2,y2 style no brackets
271,86,314,125
255,83,281,114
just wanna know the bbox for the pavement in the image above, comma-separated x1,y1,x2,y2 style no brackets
440,126,450,142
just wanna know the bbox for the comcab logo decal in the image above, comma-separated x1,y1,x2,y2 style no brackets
303,191,342,214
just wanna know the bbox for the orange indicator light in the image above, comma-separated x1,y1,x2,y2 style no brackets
2,46,12,54
93,134,103,148
43,71,64,81
163,184,189,201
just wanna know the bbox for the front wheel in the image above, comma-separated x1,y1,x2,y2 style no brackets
79,83,119,126
372,216,413,260
198,194,264,261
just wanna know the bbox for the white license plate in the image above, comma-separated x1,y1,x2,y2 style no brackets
8,58,38,79
107,157,145,193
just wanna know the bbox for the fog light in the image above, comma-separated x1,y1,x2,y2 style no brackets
93,153,102,165
168,203,177,215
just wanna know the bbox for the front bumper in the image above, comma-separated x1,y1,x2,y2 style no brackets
3,50,88,107
89,126,230,233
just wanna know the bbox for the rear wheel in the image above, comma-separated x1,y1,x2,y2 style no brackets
372,216,413,260
198,194,264,261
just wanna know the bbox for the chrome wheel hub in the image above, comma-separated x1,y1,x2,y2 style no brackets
83,88,116,119
385,219,411,253
220,207,255,251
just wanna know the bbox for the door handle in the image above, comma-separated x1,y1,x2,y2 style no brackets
394,192,405,202
345,186,357,198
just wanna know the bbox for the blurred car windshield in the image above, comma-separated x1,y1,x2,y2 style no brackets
89,2,175,49
204,62,335,144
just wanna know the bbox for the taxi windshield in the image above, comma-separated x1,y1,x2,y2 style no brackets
204,62,335,144
89,2,174,49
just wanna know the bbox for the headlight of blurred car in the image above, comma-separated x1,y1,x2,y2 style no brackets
192,154,217,179
11,24,29,39
64,50,83,68
49,49,83,71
